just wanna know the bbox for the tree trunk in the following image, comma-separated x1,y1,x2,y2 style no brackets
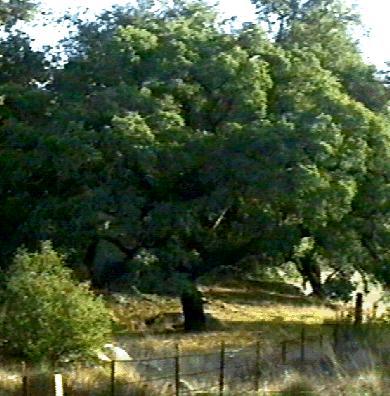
83,238,101,288
180,287,206,332
298,257,325,298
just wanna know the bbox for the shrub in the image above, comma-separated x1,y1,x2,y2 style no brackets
323,276,355,302
0,241,112,364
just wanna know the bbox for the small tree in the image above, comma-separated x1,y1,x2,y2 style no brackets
0,241,111,364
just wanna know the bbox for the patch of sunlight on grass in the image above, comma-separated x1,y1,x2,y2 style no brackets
0,368,20,395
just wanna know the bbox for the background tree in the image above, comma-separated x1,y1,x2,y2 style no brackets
251,0,390,112
0,0,36,27
0,0,389,331
251,0,390,295
0,29,51,271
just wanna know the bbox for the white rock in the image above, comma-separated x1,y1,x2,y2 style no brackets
99,344,132,361
97,351,111,362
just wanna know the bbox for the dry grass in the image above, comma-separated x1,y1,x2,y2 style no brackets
0,362,164,396
1,280,388,395
0,367,20,395
206,291,334,324
263,368,390,396
110,280,336,354
107,293,181,334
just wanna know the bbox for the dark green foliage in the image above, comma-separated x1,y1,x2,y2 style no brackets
0,0,36,27
323,276,356,302
0,0,389,321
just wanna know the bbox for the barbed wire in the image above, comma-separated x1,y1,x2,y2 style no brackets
5,323,389,396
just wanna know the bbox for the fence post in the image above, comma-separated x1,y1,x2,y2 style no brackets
54,373,64,396
333,324,339,350
319,333,324,349
22,362,30,396
372,302,378,320
219,341,225,396
354,292,363,325
254,341,260,392
300,327,306,363
281,341,287,364
175,343,180,396
110,360,116,396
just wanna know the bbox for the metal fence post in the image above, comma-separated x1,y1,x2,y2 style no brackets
372,302,378,320
300,327,306,363
354,292,363,325
175,343,180,396
333,324,339,350
254,341,260,392
281,341,287,364
22,362,29,396
219,341,225,396
110,360,116,396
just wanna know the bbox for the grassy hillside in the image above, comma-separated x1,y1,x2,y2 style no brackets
107,280,336,353
1,280,388,395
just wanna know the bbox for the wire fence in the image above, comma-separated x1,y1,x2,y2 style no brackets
5,323,389,396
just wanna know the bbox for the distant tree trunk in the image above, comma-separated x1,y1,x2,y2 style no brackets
298,256,325,298
180,287,206,332
83,238,101,288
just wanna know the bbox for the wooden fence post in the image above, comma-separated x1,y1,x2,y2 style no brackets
281,341,287,365
54,373,64,396
254,341,260,392
354,292,363,325
175,343,180,396
110,360,116,396
219,341,225,396
300,327,306,363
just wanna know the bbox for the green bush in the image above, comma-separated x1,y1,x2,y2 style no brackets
323,276,355,302
0,241,112,364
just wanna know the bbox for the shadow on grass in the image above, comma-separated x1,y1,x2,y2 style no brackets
203,280,325,307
